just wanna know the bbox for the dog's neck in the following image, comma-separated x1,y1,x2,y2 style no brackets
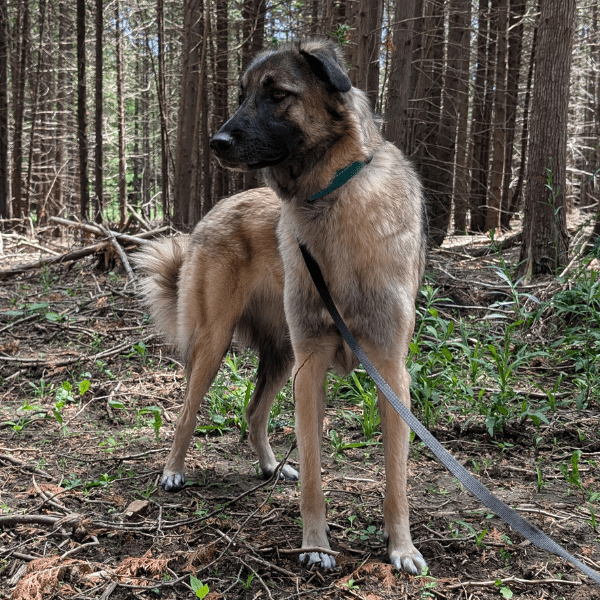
264,137,373,203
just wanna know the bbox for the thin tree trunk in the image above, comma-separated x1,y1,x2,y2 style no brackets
469,0,493,233
53,0,68,224
24,0,46,218
519,0,576,278
0,0,8,218
213,0,228,201
486,0,508,232
417,0,452,246
12,0,29,219
356,0,383,109
115,0,126,229
94,0,103,223
384,0,415,149
499,0,526,230
77,0,89,221
156,0,170,221
511,6,539,223
451,0,472,234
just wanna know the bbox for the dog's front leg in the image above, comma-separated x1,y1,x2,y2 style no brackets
293,344,336,569
377,359,427,575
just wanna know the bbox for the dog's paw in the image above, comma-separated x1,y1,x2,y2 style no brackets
262,464,299,481
161,471,185,492
279,465,299,480
389,547,427,575
299,551,336,570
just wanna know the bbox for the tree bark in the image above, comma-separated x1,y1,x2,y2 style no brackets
156,0,170,221
213,0,229,201
519,0,576,278
93,0,103,223
77,0,89,221
11,0,29,219
451,0,472,234
384,0,415,150
173,0,202,230
469,0,494,233
0,0,8,218
499,0,526,230
416,0,451,246
355,0,383,109
486,0,508,232
115,0,127,229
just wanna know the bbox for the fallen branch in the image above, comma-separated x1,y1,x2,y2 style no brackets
0,453,54,480
0,225,169,279
96,224,137,289
0,334,155,368
446,575,581,590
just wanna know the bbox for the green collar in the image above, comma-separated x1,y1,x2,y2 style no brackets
307,156,372,202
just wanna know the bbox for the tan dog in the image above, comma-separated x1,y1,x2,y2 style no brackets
136,38,427,574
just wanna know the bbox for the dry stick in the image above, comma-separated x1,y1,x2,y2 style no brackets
446,575,581,590
60,535,99,559
96,224,137,288
0,225,169,279
0,334,155,368
0,453,54,480
49,215,161,245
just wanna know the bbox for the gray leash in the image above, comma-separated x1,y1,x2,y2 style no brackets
299,242,600,586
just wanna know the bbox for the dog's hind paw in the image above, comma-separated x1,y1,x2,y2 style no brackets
389,548,427,575
161,471,185,492
299,551,336,570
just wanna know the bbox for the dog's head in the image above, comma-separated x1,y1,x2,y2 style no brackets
210,39,353,172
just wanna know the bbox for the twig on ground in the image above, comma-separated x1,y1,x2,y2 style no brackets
60,535,99,559
0,453,54,479
446,575,581,590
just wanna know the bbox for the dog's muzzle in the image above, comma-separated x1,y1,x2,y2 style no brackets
210,132,235,158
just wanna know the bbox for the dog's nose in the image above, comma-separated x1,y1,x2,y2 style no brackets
210,132,234,155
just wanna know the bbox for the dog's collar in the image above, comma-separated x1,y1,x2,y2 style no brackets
307,156,372,202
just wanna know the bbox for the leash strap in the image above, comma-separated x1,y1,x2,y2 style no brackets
307,159,370,202
299,242,600,585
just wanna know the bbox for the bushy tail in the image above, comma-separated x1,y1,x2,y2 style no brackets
132,236,188,352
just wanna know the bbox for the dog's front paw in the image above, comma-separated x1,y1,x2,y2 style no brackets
299,551,336,570
261,464,299,481
161,470,186,492
388,546,427,575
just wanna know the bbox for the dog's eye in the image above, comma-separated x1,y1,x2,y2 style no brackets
271,89,288,102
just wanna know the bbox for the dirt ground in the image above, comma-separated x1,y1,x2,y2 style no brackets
0,227,599,600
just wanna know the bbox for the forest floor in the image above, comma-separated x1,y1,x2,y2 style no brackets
0,214,599,600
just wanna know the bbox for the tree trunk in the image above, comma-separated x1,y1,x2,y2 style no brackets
77,0,89,221
115,0,127,229
11,0,29,219
469,0,494,233
384,0,415,150
356,0,383,109
0,0,8,218
416,0,451,246
519,0,576,278
173,0,202,230
511,5,539,225
213,0,229,202
156,0,170,222
94,0,103,223
499,0,526,230
486,0,508,232
451,0,472,234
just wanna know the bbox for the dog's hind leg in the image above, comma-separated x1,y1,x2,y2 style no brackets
246,351,297,480
376,359,427,575
161,340,230,491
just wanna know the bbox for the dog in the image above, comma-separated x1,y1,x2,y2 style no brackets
135,38,427,574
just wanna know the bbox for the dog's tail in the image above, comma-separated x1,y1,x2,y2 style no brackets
133,237,188,352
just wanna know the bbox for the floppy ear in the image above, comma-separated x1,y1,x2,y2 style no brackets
300,49,352,93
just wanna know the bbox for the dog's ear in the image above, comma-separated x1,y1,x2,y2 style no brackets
300,49,351,93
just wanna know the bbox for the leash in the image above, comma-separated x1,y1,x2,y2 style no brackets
298,242,600,585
